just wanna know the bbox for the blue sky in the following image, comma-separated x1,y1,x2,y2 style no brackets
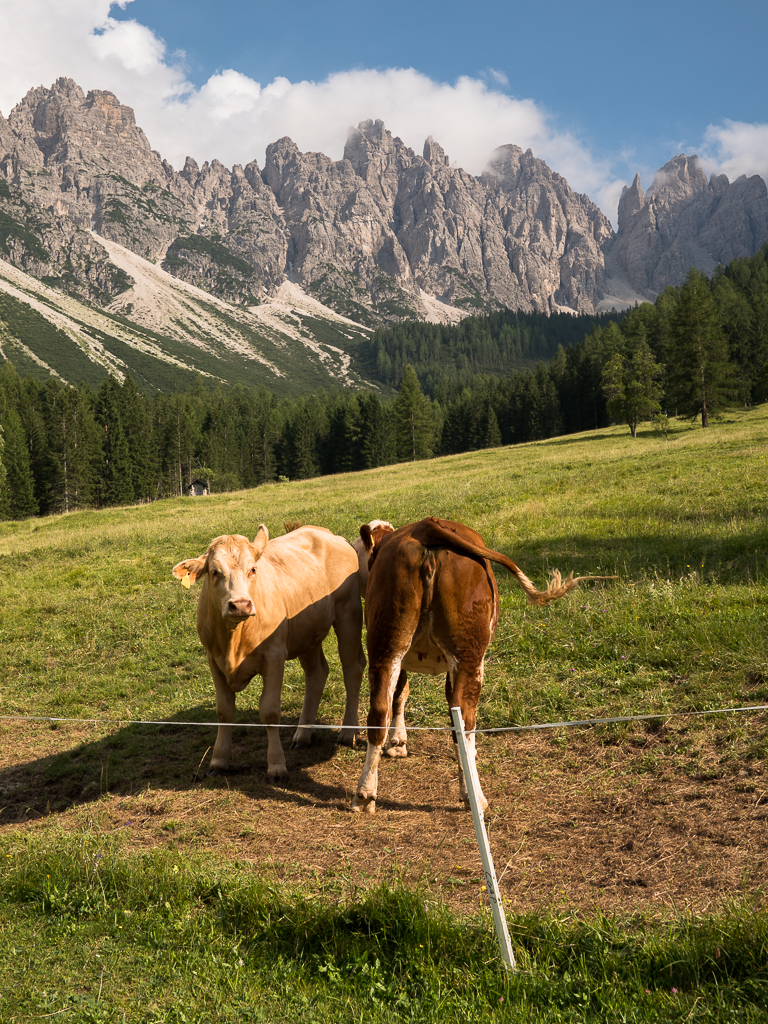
2,0,767,221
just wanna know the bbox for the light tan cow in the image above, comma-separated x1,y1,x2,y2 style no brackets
172,524,365,782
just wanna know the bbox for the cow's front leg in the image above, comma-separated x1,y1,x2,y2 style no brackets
384,671,409,757
259,662,288,783
333,610,366,747
292,646,329,749
209,657,235,773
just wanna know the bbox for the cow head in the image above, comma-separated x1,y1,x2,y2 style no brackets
172,525,269,621
359,519,395,574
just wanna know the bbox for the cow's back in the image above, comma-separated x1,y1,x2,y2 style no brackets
262,527,359,614
364,522,498,670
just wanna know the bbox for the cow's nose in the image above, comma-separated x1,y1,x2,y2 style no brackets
227,598,254,618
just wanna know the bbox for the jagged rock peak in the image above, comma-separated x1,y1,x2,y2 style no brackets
617,173,644,230
344,120,414,178
609,152,768,298
482,144,552,192
646,153,709,201
423,136,449,166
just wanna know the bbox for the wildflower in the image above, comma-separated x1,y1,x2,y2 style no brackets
672,987,678,994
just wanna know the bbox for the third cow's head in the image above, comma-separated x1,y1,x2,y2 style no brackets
172,525,269,621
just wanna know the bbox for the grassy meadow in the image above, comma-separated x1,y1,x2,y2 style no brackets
0,406,767,1021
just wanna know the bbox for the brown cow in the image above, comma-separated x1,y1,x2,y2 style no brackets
352,516,610,813
172,525,365,782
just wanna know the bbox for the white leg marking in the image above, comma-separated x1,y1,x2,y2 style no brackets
352,742,383,813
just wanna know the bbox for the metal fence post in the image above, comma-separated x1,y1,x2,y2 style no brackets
450,706,515,970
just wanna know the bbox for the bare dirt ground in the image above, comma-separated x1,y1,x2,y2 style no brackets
1,718,767,917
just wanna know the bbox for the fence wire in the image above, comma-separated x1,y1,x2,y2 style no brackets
2,704,767,734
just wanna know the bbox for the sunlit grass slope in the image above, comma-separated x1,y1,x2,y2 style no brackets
0,405,765,735
1,406,767,1023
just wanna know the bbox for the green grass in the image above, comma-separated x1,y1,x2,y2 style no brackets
0,407,767,1019
1,834,767,1023
1,405,764,729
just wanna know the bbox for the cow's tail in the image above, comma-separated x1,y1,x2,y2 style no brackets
412,518,615,607
505,565,577,607
473,552,616,607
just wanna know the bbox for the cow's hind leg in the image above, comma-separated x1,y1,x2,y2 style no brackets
209,657,236,773
333,609,365,747
446,662,488,812
352,660,403,813
384,671,409,757
292,646,329,749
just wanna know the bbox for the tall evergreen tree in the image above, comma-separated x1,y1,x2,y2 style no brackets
118,376,157,502
667,268,735,426
393,365,435,461
0,404,37,517
95,378,134,505
358,392,396,468
602,332,664,437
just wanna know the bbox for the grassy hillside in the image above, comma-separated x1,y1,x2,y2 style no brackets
0,408,767,1021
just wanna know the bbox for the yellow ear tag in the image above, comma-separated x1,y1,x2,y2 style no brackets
181,573,192,589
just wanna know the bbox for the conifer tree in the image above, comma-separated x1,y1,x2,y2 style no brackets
0,405,37,517
393,365,435,461
602,332,663,437
95,378,134,505
358,392,396,468
667,268,735,426
482,403,502,449
118,376,157,502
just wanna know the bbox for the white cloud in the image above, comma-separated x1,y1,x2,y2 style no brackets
3,1,765,229
485,68,509,88
700,120,768,186
0,0,615,204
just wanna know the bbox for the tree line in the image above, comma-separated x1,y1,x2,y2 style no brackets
362,307,625,386
0,244,766,519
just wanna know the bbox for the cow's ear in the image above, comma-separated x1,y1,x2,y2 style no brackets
172,555,207,584
360,523,374,553
251,524,269,560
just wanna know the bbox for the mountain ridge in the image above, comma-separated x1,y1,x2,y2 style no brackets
1,77,767,375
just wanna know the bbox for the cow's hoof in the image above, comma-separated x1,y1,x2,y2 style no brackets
267,772,289,786
207,768,227,777
351,792,376,814
337,728,359,748
290,739,312,751
461,795,489,812
384,741,407,758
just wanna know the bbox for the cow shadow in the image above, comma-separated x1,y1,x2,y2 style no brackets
0,706,381,823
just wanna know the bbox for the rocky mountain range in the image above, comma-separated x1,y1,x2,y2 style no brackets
2,77,768,329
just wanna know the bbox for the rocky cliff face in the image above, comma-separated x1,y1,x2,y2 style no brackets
0,80,615,319
2,79,767,323
608,154,768,298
